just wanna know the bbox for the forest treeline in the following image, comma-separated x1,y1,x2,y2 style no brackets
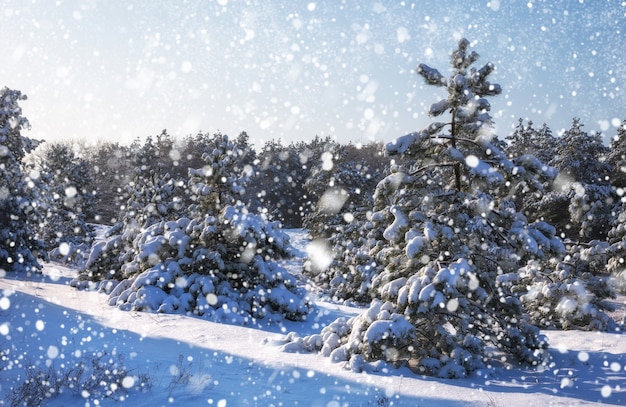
39,131,386,230
31,116,626,243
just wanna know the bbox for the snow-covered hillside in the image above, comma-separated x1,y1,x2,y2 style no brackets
1,230,624,406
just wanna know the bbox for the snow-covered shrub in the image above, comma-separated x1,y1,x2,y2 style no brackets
103,207,310,323
75,133,311,324
510,241,614,330
520,278,613,331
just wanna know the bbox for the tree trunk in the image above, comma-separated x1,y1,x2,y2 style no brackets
451,110,462,191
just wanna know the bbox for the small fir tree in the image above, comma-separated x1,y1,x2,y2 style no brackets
37,142,95,263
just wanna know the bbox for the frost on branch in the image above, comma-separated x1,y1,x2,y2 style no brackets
428,99,450,117
416,63,445,86
385,123,446,156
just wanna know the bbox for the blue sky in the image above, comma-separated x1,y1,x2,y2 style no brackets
1,0,624,147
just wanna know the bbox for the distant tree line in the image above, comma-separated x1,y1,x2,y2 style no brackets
42,131,386,230
32,116,624,246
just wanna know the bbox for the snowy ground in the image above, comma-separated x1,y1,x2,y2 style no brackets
1,230,625,406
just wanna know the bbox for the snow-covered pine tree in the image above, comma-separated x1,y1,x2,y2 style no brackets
604,120,626,292
250,138,319,228
541,118,614,241
75,132,311,324
608,119,626,189
505,119,556,165
283,38,567,377
75,135,184,282
302,142,385,303
37,142,95,264
0,87,46,273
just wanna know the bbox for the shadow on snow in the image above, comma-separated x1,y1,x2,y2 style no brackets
0,291,462,406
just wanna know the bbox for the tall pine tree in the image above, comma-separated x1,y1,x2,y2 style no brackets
284,39,566,377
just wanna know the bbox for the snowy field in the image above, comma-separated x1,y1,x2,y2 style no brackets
1,230,625,407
